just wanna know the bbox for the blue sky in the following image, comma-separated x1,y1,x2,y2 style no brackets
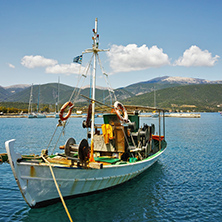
0,0,221,89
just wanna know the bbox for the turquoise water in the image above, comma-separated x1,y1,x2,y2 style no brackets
0,113,222,221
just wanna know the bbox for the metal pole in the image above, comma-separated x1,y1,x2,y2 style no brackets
57,76,60,112
163,111,165,138
159,110,161,151
91,53,96,141
89,18,98,162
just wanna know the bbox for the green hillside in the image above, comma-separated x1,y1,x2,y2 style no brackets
3,83,115,106
1,83,222,113
123,84,222,112
5,83,74,104
0,86,10,100
124,81,180,95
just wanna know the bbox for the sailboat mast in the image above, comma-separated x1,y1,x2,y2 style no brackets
57,77,60,113
154,86,156,108
28,84,33,114
37,84,40,112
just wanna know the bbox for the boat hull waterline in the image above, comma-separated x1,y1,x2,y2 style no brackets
6,139,166,208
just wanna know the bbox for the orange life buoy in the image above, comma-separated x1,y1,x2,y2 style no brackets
59,101,74,121
114,101,129,123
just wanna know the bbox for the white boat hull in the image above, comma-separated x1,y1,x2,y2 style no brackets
28,113,46,118
28,113,37,118
36,114,46,118
166,113,201,118
5,139,166,208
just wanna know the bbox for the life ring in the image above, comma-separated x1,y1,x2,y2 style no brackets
59,101,74,121
114,101,129,123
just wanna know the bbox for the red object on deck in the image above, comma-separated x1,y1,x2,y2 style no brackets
59,145,65,150
152,135,164,141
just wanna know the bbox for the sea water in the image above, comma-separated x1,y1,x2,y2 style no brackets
0,113,221,222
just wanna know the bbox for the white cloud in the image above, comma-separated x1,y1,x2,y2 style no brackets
45,63,81,75
106,44,170,73
21,55,58,68
174,45,219,67
8,63,15,69
21,55,82,75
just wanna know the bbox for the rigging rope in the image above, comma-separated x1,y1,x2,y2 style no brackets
42,156,73,222
48,51,117,155
69,54,94,104
97,54,117,103
46,126,58,152
50,121,67,155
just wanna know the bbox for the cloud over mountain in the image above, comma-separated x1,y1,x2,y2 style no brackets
45,63,81,75
20,44,219,77
107,44,170,73
174,45,219,67
21,55,81,75
21,55,58,68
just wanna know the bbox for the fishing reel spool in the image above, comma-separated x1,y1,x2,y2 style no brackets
65,138,89,165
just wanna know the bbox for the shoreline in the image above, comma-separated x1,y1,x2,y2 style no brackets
0,112,206,118
0,115,85,118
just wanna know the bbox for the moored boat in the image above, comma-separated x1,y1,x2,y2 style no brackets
27,84,46,118
5,18,167,211
165,112,201,118
27,84,36,118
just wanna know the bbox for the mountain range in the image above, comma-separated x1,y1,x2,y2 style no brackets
121,76,222,96
0,76,222,111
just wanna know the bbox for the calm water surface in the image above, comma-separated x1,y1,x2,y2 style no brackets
0,113,221,222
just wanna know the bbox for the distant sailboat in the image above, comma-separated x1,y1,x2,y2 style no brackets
36,84,46,118
152,86,159,118
55,77,60,118
28,84,37,118
28,84,46,118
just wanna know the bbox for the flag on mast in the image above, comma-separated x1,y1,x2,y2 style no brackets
73,55,82,64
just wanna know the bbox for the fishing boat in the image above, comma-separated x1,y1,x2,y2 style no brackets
5,18,167,211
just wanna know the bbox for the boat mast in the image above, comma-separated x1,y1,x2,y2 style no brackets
90,18,98,161
82,18,108,161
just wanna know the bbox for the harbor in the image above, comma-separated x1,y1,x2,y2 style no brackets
1,1,221,221
0,112,221,221
0,112,202,118
3,20,168,222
